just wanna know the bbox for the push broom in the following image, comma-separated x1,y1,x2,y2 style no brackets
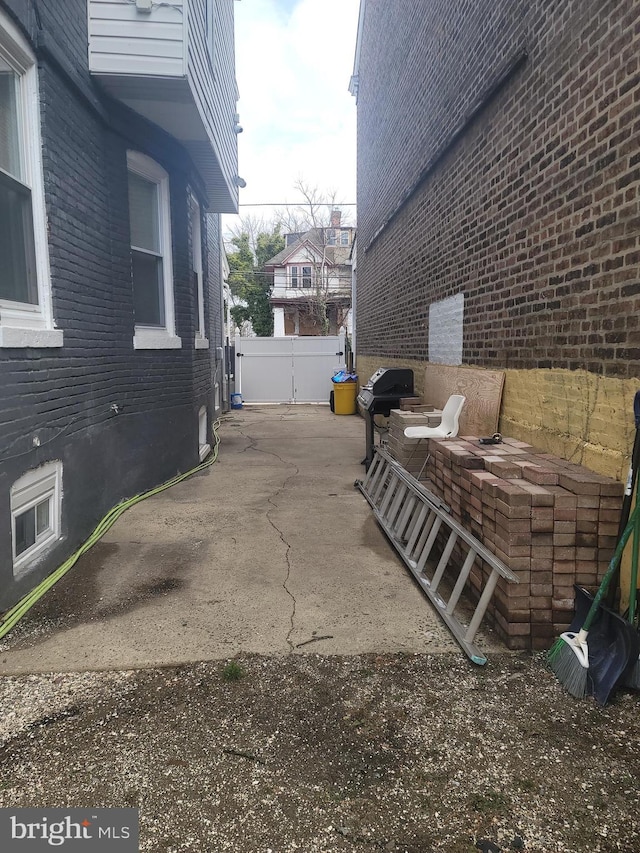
623,507,640,689
620,391,640,690
548,501,640,701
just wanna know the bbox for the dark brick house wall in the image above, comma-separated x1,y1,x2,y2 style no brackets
356,0,640,378
0,0,224,609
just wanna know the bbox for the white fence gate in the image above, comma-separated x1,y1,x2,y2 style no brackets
234,335,346,403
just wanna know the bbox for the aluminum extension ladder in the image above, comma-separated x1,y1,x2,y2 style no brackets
355,447,519,664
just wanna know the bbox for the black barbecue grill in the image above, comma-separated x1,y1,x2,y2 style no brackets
357,367,414,469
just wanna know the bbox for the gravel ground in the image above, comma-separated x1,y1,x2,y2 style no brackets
0,651,639,852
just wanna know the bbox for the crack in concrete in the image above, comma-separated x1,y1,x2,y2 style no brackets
267,506,297,652
266,474,300,652
237,423,300,651
265,463,300,653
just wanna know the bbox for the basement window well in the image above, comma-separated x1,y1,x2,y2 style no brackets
11,461,62,574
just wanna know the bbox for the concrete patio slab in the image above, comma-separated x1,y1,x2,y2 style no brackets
0,405,504,673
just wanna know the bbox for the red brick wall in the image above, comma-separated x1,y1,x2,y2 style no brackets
356,0,640,377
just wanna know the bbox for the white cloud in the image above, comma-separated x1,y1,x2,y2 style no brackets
227,0,359,229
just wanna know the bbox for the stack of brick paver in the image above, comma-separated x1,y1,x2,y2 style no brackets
386,410,623,650
386,409,443,476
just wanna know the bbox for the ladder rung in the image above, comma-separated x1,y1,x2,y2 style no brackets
385,481,408,527
410,510,436,566
394,493,418,541
415,516,443,574
354,447,519,665
405,503,429,556
371,466,391,504
465,568,500,642
445,548,478,615
429,528,459,594
366,452,385,492
379,472,400,515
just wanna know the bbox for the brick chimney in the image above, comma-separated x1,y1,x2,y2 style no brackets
330,209,341,227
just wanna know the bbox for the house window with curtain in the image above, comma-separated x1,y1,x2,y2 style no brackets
0,10,62,348
127,150,181,349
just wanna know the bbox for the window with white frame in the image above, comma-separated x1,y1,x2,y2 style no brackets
340,230,350,246
127,150,181,349
10,461,62,574
0,10,62,348
189,193,208,349
198,406,210,461
290,265,313,288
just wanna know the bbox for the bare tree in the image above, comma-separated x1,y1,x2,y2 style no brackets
224,213,270,254
276,179,354,232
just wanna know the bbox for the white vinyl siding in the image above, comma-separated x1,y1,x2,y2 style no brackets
88,0,186,78
185,0,238,205
88,0,239,212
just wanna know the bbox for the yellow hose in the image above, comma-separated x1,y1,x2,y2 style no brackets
0,418,223,640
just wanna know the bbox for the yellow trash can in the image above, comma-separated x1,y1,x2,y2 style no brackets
332,379,358,415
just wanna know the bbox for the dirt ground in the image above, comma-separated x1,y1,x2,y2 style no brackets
1,650,639,853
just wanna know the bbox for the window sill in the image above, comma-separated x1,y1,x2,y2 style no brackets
133,328,182,350
195,336,210,350
13,530,59,576
0,326,64,348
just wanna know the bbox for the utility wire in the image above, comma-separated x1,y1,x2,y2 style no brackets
236,202,356,207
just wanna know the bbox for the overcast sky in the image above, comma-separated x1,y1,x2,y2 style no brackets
224,0,360,231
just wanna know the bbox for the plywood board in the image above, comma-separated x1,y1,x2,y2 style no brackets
423,364,505,436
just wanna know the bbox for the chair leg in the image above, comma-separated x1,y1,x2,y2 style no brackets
416,450,431,481
405,438,430,480
404,437,422,474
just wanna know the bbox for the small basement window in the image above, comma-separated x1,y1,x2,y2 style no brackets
11,460,62,574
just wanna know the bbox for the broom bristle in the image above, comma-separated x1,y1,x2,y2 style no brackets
548,635,590,699
624,656,640,689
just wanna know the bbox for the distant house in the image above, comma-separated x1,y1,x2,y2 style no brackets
265,211,354,336
0,0,239,611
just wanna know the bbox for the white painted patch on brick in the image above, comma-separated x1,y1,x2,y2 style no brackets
429,293,464,365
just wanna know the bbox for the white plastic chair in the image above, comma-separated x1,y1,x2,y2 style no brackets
403,394,466,479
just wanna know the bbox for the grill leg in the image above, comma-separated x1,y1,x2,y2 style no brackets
363,412,375,470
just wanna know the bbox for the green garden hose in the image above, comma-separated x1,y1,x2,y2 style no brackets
0,418,223,641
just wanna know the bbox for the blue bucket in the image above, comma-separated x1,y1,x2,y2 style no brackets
230,393,243,410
